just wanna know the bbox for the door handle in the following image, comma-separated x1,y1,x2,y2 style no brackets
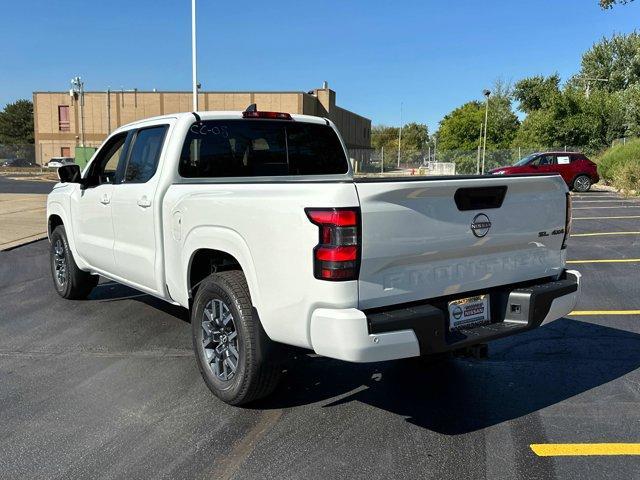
137,196,151,208
100,194,110,205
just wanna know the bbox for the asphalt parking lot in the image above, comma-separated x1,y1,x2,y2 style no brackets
0,175,55,194
1,189,639,480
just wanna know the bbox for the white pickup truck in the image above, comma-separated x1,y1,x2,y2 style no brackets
47,106,580,405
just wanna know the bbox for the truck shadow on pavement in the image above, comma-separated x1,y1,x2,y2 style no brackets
91,280,190,322
262,318,640,435
88,282,639,435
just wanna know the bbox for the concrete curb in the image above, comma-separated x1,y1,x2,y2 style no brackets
0,233,48,252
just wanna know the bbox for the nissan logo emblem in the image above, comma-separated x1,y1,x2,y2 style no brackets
471,213,491,238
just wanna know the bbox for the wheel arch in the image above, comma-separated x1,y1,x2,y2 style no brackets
182,226,263,316
48,214,64,237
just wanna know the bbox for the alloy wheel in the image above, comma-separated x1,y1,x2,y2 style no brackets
201,299,239,381
574,176,590,192
53,239,67,286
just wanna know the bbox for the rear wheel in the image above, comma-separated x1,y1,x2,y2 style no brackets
49,225,99,299
191,271,281,405
572,174,592,192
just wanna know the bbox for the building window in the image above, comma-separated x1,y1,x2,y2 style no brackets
58,105,70,132
61,147,71,157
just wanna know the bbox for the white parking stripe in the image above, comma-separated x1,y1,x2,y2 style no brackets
571,195,620,199
572,200,640,203
573,215,640,220
573,206,640,210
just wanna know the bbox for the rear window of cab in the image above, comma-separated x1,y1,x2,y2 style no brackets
179,120,349,178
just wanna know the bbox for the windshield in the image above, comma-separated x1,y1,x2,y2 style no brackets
513,154,538,167
179,120,349,178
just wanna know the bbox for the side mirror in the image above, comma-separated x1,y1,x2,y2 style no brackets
57,164,82,184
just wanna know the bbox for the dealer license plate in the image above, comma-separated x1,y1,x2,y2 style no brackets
447,295,491,330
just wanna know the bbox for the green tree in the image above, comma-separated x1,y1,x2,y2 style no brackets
371,124,398,152
512,86,626,151
371,123,430,168
437,95,519,151
600,0,634,8
401,123,429,151
577,32,640,93
437,102,484,151
617,83,640,136
0,100,34,145
513,75,561,113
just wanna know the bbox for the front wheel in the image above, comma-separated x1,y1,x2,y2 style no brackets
191,271,281,405
572,175,592,192
50,225,99,299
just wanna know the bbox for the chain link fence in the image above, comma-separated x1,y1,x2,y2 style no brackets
611,136,637,148
349,146,583,176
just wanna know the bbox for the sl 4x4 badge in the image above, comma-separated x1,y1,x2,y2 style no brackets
538,228,565,237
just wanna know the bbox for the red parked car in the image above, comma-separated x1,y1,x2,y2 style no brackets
489,152,599,192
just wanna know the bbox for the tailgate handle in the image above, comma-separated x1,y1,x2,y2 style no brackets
454,186,507,211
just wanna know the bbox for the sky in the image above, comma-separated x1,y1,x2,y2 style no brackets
1,0,639,131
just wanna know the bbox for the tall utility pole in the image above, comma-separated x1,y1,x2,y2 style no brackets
433,135,437,162
191,0,198,111
481,89,491,175
397,102,403,168
71,76,85,147
106,87,111,134
476,122,483,175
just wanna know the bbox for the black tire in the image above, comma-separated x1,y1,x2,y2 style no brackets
191,270,281,405
572,174,592,192
50,225,99,299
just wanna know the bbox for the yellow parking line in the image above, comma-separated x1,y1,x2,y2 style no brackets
571,231,640,237
567,258,640,264
531,444,640,457
569,310,640,315
573,215,640,220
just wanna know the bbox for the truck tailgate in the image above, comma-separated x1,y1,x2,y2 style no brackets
355,175,568,310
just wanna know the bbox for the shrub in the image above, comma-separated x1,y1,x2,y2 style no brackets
598,138,640,182
613,161,640,194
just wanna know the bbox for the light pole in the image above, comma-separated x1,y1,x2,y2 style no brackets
476,122,483,175
397,102,403,169
481,89,490,175
191,0,198,111
71,76,85,147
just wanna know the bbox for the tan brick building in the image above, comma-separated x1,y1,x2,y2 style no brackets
33,84,371,166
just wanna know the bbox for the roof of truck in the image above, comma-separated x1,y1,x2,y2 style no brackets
117,110,330,131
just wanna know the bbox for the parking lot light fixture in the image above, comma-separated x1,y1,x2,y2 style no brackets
482,89,491,175
192,0,198,111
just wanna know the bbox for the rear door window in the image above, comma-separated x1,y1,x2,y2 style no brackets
124,125,169,183
179,120,348,178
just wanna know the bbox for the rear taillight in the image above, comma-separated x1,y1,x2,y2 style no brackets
562,192,572,249
306,208,361,281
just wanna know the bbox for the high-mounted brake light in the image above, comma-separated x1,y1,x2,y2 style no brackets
562,192,572,249
306,208,361,281
242,111,292,120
